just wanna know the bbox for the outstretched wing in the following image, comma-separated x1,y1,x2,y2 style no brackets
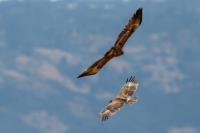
114,8,142,49
116,76,139,102
99,98,125,121
77,48,115,78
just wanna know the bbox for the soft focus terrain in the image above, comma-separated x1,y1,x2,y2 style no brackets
0,0,200,133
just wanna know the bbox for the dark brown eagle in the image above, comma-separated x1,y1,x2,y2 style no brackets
77,8,143,78
99,76,139,121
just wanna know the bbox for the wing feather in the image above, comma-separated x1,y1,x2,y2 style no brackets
117,76,138,101
114,8,142,49
99,98,125,121
77,48,115,78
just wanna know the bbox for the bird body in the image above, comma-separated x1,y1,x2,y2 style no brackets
100,76,139,121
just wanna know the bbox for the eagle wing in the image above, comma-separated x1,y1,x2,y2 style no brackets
99,98,125,121
117,76,137,99
114,8,142,49
116,76,139,104
77,48,115,78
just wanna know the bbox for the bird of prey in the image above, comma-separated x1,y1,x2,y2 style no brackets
77,8,143,78
99,76,139,121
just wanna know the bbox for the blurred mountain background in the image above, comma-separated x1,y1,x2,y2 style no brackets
0,0,200,133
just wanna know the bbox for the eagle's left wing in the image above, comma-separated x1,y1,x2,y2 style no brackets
77,47,116,78
99,98,125,121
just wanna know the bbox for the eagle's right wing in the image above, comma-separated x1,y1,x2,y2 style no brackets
116,76,139,103
114,8,142,49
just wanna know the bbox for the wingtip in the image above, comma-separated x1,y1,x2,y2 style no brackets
126,75,136,82
138,7,143,11
136,7,143,14
136,7,143,15
101,115,109,122
77,71,85,78
77,71,92,78
77,75,81,78
136,7,143,25
77,73,84,78
138,8,143,24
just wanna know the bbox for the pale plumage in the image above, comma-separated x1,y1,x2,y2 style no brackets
99,76,139,121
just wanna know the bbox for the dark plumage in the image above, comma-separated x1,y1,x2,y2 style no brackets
77,8,143,78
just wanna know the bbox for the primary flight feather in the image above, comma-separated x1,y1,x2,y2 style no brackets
77,8,143,78
99,76,139,121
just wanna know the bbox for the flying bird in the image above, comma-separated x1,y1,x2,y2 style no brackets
99,76,139,121
77,8,143,78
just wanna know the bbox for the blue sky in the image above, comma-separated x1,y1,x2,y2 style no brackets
0,0,200,133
